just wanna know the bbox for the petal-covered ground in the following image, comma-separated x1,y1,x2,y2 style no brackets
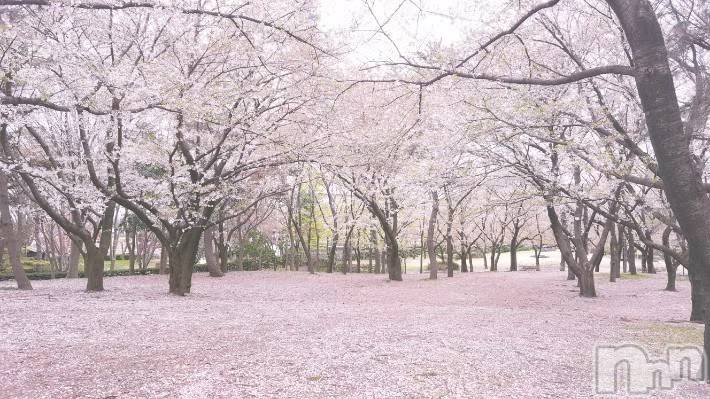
1,269,708,398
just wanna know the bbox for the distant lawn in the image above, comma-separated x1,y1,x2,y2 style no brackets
0,256,157,275
595,272,652,280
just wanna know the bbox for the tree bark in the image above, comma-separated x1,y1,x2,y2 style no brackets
610,222,620,282
84,201,115,292
662,227,677,291
607,0,710,366
427,191,439,279
67,240,81,279
0,171,31,290
203,225,223,277
168,228,202,296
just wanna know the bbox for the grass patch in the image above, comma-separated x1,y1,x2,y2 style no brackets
624,322,703,356
595,272,652,280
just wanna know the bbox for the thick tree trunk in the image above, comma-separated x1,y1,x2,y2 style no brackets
85,202,115,292
579,268,596,298
168,228,202,296
387,240,402,281
690,269,705,322
84,244,105,291
608,0,710,368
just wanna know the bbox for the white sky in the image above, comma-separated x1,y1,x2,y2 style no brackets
317,0,503,65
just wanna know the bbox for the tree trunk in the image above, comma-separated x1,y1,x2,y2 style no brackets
446,227,454,277
159,244,169,275
203,225,223,277
427,191,439,279
168,228,202,296
510,235,518,272
608,0,710,364
690,268,705,322
460,242,468,273
646,232,656,274
0,171,31,290
610,223,619,282
373,230,381,274
387,240,402,281
67,240,81,279
85,201,115,292
579,268,596,298
662,227,677,291
627,228,637,275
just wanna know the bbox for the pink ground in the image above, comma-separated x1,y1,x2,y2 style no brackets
1,270,708,398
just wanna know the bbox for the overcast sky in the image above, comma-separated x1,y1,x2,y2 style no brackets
317,0,503,65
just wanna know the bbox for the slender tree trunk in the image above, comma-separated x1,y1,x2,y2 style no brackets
159,244,169,275
610,223,619,282
67,240,81,279
645,231,656,274
509,235,518,272
372,229,381,274
662,227,677,291
0,171,31,290
446,226,454,277
618,225,627,273
460,241,468,273
427,191,439,279
627,229,637,275
203,225,223,277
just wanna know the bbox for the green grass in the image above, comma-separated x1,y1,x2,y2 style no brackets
624,322,703,356
0,256,157,275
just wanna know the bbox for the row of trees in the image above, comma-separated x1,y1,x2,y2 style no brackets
1,0,709,376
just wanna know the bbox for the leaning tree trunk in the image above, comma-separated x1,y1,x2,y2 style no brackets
168,228,202,296
608,0,710,373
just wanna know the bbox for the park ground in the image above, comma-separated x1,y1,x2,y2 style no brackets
1,261,708,398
